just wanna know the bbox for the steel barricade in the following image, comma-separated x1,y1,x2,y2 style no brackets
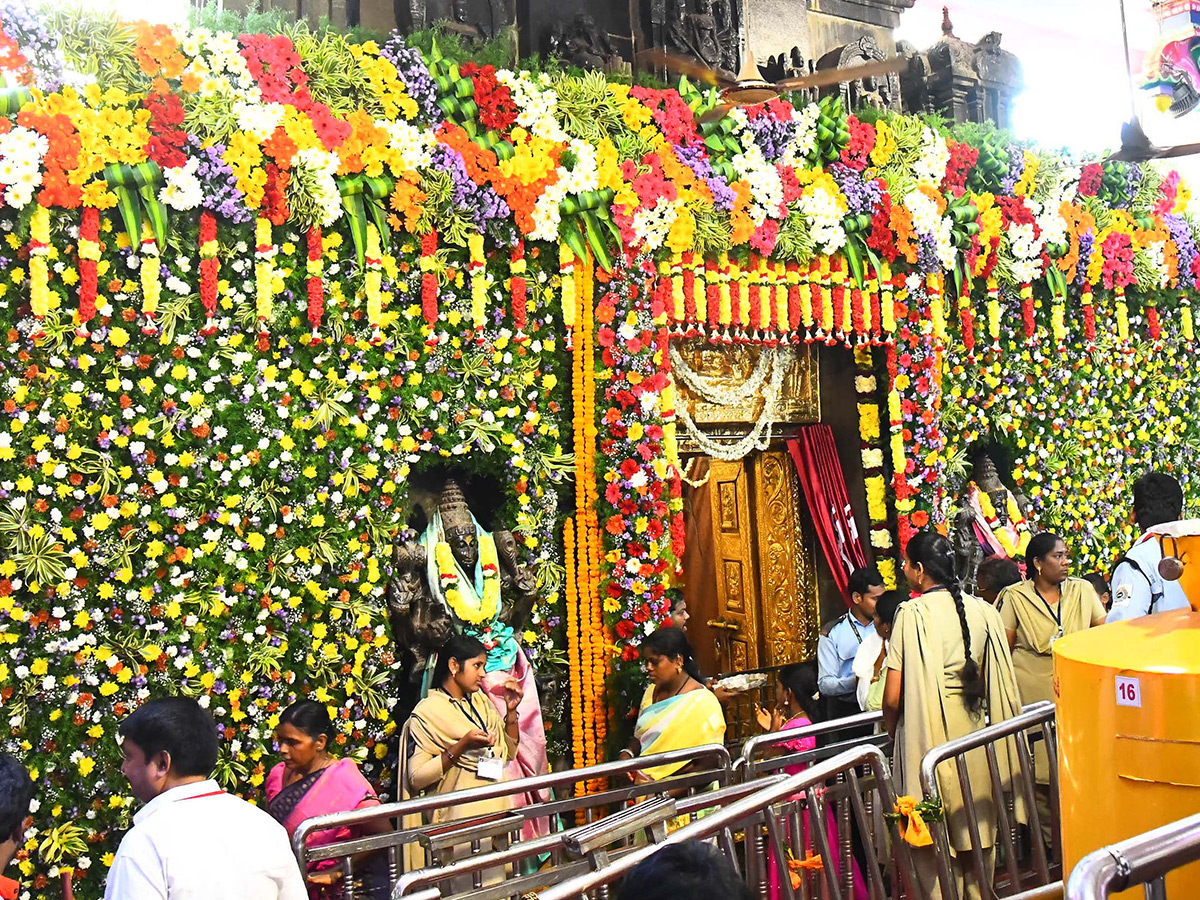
292,743,732,899
918,701,1058,900
532,745,924,900
1064,811,1200,900
737,711,891,898
390,784,785,900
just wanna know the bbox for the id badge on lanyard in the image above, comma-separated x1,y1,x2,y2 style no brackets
476,753,505,782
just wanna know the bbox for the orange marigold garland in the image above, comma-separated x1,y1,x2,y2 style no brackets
77,206,100,335
198,211,219,336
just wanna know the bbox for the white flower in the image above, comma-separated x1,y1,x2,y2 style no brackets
914,126,950,186
159,157,203,211
234,100,285,141
731,144,784,226
0,126,48,210
904,188,956,270
496,70,567,142
800,183,848,255
783,103,820,167
631,198,681,251
381,119,436,173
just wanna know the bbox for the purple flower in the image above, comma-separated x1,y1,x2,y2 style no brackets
1075,229,1095,286
830,163,881,217
1164,214,1197,284
192,138,253,225
745,112,796,162
380,34,441,125
430,143,512,241
674,143,735,212
0,0,61,90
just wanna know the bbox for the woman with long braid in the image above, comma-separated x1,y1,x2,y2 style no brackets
882,531,1025,900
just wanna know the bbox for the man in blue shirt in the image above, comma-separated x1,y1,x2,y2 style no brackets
818,565,884,722
1109,472,1191,622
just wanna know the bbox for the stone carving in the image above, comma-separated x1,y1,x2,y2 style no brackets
647,0,742,76
900,7,1022,127
547,14,626,72
815,34,901,112
385,536,452,682
952,504,984,596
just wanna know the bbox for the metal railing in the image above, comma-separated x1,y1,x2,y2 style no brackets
918,701,1058,900
390,779,785,900
1065,811,1200,900
532,745,924,900
292,743,732,899
737,710,888,781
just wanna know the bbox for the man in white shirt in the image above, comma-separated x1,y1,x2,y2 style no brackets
1108,472,1191,623
105,697,308,900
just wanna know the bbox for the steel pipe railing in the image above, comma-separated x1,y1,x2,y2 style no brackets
1065,811,1200,900
918,701,1058,900
292,743,732,898
533,745,924,900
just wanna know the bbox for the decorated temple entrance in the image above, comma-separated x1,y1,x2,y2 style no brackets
673,341,825,740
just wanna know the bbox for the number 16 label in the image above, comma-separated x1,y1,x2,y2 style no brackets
1116,676,1142,708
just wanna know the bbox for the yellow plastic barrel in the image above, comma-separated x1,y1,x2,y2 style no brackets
1055,604,1200,897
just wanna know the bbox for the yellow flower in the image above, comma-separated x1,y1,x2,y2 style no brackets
108,327,130,348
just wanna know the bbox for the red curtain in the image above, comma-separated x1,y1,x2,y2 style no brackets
788,426,867,606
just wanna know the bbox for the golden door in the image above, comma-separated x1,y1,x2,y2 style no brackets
681,448,820,681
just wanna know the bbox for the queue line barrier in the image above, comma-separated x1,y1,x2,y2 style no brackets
918,701,1059,900
533,745,921,900
291,743,733,899
392,780,785,899
1064,811,1200,900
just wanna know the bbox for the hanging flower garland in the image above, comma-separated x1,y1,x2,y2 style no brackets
366,223,385,343
198,210,219,336
468,232,487,331
855,345,895,587
28,204,51,338
254,216,275,349
510,239,528,335
77,206,99,334
420,229,438,331
434,537,501,626
138,226,161,336
305,225,324,338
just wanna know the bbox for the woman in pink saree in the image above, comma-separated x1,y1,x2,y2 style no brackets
757,665,868,900
265,700,391,899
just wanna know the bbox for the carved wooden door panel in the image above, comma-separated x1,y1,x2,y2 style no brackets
706,459,761,673
753,449,818,666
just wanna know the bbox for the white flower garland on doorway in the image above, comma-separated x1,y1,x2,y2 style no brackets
669,342,774,407
671,346,791,462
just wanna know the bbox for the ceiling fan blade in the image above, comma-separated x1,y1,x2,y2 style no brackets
774,57,905,92
1105,118,1160,162
1157,142,1200,159
699,103,734,124
637,49,735,87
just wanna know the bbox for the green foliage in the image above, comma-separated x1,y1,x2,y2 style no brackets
48,6,145,95
290,24,381,117
405,23,517,70
773,209,816,264
552,70,623,143
189,1,294,36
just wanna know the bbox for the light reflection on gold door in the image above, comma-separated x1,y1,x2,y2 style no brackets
683,449,818,681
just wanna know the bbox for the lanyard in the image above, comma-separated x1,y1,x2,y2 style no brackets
449,695,489,733
845,612,864,644
1032,585,1063,637
181,789,225,801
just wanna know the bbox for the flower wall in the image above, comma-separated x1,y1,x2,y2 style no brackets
1,8,1200,896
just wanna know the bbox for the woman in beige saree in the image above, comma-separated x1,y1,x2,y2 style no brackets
883,532,1026,900
401,634,522,881
998,532,1105,839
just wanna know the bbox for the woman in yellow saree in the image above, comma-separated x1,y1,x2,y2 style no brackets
620,627,726,783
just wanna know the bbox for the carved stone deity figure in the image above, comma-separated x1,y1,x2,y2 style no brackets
547,14,624,73
385,536,452,680
958,451,1033,570
411,479,550,822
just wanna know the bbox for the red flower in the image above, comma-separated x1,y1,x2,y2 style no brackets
1079,163,1103,197
839,116,876,171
